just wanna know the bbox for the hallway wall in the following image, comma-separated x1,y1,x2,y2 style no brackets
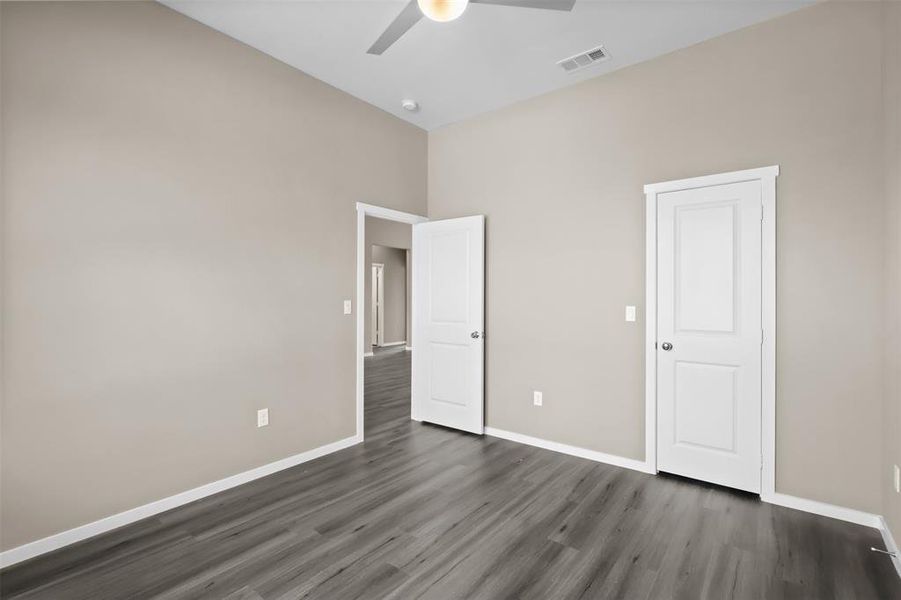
371,245,408,346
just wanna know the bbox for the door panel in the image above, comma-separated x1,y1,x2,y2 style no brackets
674,361,738,453
657,180,762,493
412,216,484,434
676,203,737,333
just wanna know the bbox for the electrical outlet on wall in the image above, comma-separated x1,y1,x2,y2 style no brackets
894,465,900,494
343,300,352,315
533,391,543,407
257,408,269,428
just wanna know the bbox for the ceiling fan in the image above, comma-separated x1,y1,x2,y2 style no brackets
367,0,577,55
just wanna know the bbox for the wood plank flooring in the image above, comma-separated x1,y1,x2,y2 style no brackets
2,347,899,599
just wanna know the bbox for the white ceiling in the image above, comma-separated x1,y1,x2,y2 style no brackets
162,0,812,130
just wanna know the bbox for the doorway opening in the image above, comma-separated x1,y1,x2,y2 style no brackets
355,204,428,441
365,238,412,437
367,245,410,355
355,203,486,441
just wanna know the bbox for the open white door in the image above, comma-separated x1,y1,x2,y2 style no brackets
656,180,762,493
412,216,485,434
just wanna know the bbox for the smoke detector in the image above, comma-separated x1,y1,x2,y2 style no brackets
557,46,609,74
401,99,419,112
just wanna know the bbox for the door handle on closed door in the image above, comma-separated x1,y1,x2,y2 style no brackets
471,331,483,339
661,342,673,351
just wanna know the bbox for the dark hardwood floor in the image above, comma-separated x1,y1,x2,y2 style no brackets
2,347,899,599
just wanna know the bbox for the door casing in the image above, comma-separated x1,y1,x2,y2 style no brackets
644,166,777,498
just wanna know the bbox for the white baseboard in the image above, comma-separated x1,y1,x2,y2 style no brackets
484,427,655,474
879,516,901,580
380,341,406,348
761,492,882,529
404,346,412,352
880,517,901,579
3,425,891,572
363,352,374,357
0,434,362,569
485,427,887,532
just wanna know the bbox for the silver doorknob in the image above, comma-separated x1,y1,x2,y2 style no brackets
471,331,481,339
661,342,673,351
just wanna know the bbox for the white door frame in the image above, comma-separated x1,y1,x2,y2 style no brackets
371,263,385,347
356,202,428,440
644,165,778,498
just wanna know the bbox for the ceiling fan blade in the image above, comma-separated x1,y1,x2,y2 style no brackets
469,0,576,10
367,0,424,55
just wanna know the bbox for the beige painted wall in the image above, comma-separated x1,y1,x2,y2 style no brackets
371,245,407,345
0,1,426,551
364,217,413,352
1,0,896,556
429,1,887,513
882,0,901,537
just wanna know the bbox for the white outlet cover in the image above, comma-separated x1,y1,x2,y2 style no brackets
894,465,900,493
257,408,269,428
625,306,637,322
533,391,543,407
343,300,352,315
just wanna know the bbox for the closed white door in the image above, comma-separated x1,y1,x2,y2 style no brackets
412,216,484,434
657,180,762,493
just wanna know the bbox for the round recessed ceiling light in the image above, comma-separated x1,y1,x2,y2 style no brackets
401,99,420,112
417,0,468,22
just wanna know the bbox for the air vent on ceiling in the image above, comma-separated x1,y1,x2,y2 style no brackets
557,45,609,74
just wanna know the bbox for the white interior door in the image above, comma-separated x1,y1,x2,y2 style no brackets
371,264,384,347
657,180,762,493
412,216,484,434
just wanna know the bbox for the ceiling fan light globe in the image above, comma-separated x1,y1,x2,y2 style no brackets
417,0,468,22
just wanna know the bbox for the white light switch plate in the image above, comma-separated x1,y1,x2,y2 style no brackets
343,300,352,315
625,306,636,322
257,408,269,428
533,391,543,407
894,465,900,493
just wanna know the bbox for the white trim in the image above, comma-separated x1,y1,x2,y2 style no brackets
644,166,778,493
644,165,779,194
761,492,881,529
379,341,407,347
761,173,777,498
0,434,361,569
372,263,385,347
356,202,427,439
358,202,429,224
404,346,412,352
878,516,901,580
644,189,657,475
485,427,656,474
485,427,887,532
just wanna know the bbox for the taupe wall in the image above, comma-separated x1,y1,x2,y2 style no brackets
429,1,887,512
364,217,413,351
0,1,426,551
371,245,407,345
2,0,897,556
882,0,901,537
